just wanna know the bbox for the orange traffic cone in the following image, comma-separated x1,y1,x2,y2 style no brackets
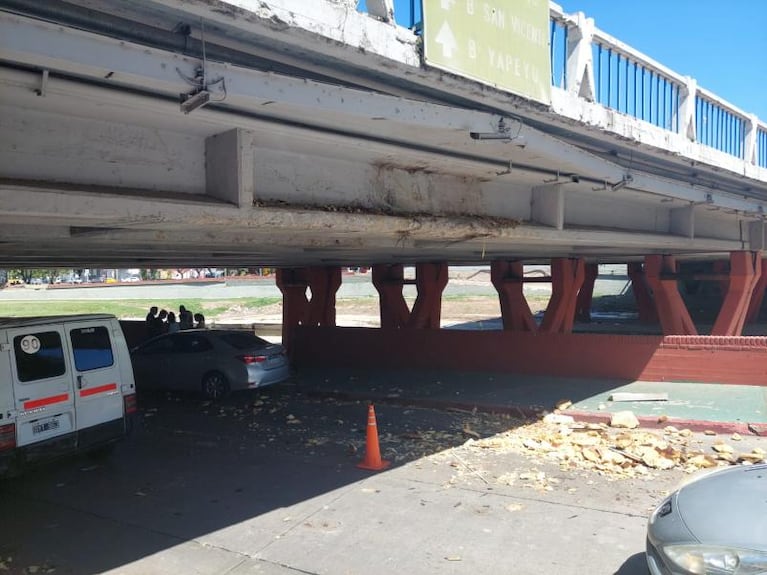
357,404,390,471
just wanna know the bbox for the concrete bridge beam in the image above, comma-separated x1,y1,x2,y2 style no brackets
205,129,256,208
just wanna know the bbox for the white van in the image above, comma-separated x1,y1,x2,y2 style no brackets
0,314,136,475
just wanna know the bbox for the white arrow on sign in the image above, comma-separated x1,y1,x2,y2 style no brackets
435,21,458,59
440,0,456,9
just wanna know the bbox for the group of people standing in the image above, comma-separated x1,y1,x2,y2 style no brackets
146,305,205,337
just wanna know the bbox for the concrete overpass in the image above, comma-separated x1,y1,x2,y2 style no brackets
0,0,765,269
2,0,767,382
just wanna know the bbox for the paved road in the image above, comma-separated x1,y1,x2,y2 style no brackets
1,380,678,575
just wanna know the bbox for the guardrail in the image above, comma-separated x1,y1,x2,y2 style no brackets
360,1,766,170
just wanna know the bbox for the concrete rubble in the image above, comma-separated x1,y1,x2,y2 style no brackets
466,413,767,480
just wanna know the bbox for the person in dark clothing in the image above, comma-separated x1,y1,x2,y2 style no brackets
146,306,163,338
179,305,194,330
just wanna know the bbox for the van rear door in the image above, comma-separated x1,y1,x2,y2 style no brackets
67,321,124,431
8,325,76,448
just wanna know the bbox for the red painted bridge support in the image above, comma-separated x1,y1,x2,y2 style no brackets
490,260,537,331
575,263,598,323
746,258,767,323
711,251,761,336
410,263,448,328
372,264,410,328
627,262,658,323
372,262,448,329
491,258,585,333
644,255,697,336
276,266,341,349
540,258,585,333
644,252,762,336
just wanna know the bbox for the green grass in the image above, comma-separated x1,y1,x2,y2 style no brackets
0,298,281,320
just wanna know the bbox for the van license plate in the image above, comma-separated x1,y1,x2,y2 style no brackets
33,418,60,435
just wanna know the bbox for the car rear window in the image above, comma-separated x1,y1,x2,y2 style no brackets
219,332,268,350
14,331,66,382
70,326,114,372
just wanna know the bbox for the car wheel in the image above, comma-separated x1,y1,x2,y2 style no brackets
201,371,229,400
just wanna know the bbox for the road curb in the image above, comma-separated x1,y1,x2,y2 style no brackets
304,389,761,436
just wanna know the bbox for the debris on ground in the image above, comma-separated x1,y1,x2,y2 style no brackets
467,416,767,479
609,411,639,429
609,392,668,402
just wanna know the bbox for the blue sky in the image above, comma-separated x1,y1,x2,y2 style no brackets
365,0,766,120
558,0,767,120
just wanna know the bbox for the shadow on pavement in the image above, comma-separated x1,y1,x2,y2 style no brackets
0,379,529,574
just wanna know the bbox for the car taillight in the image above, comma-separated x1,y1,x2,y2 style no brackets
0,423,16,452
238,354,267,364
123,393,137,415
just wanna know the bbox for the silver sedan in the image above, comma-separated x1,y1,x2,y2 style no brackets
130,329,290,399
646,463,767,575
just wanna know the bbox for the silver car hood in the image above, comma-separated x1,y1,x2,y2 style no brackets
677,464,767,551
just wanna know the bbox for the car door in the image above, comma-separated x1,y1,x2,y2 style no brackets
7,324,76,448
172,333,215,392
67,321,125,430
130,336,175,390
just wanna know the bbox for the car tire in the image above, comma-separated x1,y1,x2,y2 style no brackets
201,371,230,400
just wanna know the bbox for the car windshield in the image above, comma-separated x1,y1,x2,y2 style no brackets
219,332,269,350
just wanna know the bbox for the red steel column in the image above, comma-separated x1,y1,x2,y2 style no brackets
276,267,310,349
490,260,537,331
409,262,449,329
372,264,410,328
306,266,342,327
746,258,767,323
540,258,585,333
575,263,598,322
711,251,761,336
711,259,731,296
627,262,658,323
644,255,697,335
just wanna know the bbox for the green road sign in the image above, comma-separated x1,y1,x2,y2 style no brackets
423,0,552,105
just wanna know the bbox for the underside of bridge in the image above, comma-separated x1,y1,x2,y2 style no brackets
2,0,767,385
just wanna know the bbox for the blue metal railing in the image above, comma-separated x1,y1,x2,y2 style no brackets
592,41,681,133
549,17,567,89
695,95,745,158
358,1,763,170
759,128,767,168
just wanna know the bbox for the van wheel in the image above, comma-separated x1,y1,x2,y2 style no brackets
202,371,229,400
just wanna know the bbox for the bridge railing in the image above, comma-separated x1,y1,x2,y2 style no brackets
550,5,765,169
358,1,766,171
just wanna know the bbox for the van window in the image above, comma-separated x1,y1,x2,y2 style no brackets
13,331,66,382
70,326,114,371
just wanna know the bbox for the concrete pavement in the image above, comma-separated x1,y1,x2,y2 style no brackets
0,389,677,575
295,368,767,436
